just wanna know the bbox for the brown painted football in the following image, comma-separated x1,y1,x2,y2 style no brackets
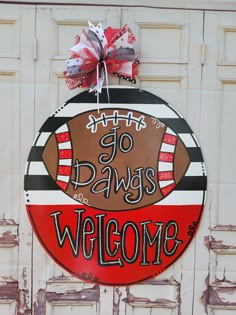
42,108,190,211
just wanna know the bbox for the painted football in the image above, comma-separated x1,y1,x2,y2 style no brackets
41,108,190,210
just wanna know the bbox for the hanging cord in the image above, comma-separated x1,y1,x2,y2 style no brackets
96,63,100,113
103,60,110,104
96,61,110,114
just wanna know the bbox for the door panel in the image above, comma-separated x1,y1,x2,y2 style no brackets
121,8,203,127
46,282,99,315
0,5,35,315
195,11,236,315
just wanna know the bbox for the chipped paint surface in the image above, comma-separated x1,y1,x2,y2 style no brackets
48,275,73,282
208,285,236,305
0,230,19,246
202,276,236,312
0,277,18,300
201,275,210,313
113,287,122,315
17,289,31,315
124,285,179,308
205,236,236,251
204,235,211,251
46,284,99,303
210,280,236,303
34,289,46,315
212,225,236,231
143,278,179,286
16,266,31,314
0,219,19,247
0,219,18,226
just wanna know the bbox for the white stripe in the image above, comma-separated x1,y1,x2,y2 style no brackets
25,190,204,205
158,162,173,171
178,134,197,147
57,175,70,182
59,159,72,166
56,124,69,134
159,180,175,188
168,105,183,118
25,191,82,205
161,143,175,153
185,162,206,176
192,134,200,147
58,141,72,150
28,162,49,175
157,191,205,205
165,127,176,136
26,190,205,206
53,103,179,119
34,132,51,146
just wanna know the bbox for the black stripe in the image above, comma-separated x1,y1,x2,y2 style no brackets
187,148,204,162
27,147,44,161
161,118,193,133
176,176,207,191
24,175,60,191
66,88,168,105
39,117,70,132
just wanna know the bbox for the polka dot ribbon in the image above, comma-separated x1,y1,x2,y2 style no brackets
64,21,139,94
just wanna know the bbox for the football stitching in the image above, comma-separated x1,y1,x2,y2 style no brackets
86,110,146,133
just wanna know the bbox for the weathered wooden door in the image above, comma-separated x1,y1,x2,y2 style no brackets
0,3,236,314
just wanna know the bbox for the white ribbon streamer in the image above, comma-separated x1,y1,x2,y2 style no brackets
103,61,110,104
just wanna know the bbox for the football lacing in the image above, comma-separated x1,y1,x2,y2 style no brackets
86,110,147,133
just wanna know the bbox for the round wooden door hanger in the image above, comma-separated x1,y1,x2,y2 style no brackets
24,88,207,285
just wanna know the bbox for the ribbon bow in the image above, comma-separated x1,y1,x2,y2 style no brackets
64,21,139,93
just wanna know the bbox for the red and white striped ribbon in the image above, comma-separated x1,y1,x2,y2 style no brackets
158,127,178,196
55,124,72,191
